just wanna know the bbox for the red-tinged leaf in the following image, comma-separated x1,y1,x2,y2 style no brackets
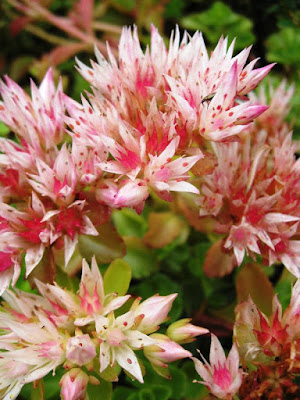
236,262,275,316
203,239,236,277
78,222,126,264
10,16,32,36
69,0,94,34
143,212,189,248
48,43,88,66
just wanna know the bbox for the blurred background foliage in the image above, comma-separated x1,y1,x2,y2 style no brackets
0,0,299,138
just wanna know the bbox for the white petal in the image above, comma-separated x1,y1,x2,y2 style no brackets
115,344,143,383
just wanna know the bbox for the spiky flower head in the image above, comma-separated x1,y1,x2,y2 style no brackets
0,257,200,399
192,334,244,399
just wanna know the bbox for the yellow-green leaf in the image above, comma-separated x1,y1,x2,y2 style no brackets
104,259,131,295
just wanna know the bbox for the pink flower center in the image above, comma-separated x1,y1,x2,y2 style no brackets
213,363,232,391
79,283,102,315
107,328,127,347
117,149,140,170
55,207,83,240
233,227,247,243
18,216,47,244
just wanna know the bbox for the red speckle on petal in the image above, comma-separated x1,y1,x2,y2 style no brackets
123,322,128,326
127,358,132,364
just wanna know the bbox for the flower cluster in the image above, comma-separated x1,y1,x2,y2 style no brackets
0,257,207,399
191,279,300,400
179,82,300,277
0,26,274,292
235,279,300,399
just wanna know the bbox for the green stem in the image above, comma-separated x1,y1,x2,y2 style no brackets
25,24,71,45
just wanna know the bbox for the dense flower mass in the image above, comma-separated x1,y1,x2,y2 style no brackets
179,82,300,277
0,257,206,399
235,279,300,399
0,22,299,400
0,25,276,292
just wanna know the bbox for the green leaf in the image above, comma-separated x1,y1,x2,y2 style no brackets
71,72,91,102
10,56,34,81
78,222,126,264
87,378,112,400
182,362,209,399
130,389,155,400
167,365,187,400
188,242,211,278
111,0,136,11
181,1,255,49
55,266,80,292
0,121,10,137
275,268,297,310
112,387,133,400
104,259,132,295
99,363,122,382
164,0,185,18
112,208,148,238
151,385,172,400
123,236,159,279
266,27,300,66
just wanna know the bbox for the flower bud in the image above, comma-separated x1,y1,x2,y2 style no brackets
144,333,192,367
60,368,89,400
134,294,177,334
66,334,96,366
167,318,209,344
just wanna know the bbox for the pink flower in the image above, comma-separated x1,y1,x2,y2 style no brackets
133,293,178,334
60,369,89,400
96,311,157,383
166,318,209,344
144,333,192,367
192,334,243,399
192,104,300,277
35,257,131,327
234,280,300,361
66,334,96,366
0,69,65,154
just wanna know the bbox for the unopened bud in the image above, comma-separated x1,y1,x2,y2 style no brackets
167,318,209,344
144,333,192,367
60,368,89,400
